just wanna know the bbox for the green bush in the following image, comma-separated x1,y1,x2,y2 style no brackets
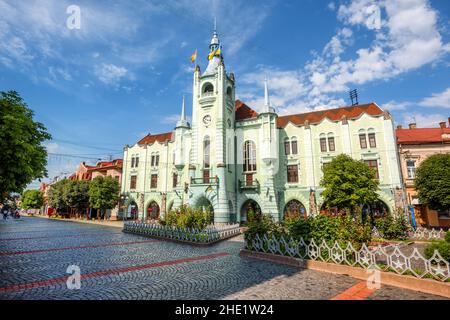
375,215,409,240
246,214,372,246
424,241,450,261
160,205,213,229
445,231,450,243
245,214,283,242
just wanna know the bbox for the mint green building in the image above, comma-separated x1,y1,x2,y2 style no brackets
120,30,404,223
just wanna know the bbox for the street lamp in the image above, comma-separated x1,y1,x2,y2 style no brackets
120,194,129,225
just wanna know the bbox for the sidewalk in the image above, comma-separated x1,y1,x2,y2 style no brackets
23,214,124,229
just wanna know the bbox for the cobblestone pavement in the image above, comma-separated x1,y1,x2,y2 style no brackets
0,218,447,300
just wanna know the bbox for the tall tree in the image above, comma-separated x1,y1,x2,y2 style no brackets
415,154,450,211
88,176,120,218
64,180,90,217
47,179,69,212
320,154,380,214
21,190,44,210
0,91,51,203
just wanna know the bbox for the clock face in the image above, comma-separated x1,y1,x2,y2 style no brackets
203,115,212,125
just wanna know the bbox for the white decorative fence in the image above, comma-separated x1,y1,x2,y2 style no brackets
408,227,447,240
123,221,241,243
245,234,450,282
371,226,446,241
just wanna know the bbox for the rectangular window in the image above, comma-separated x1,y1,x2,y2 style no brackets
131,157,135,168
150,174,158,189
328,137,335,152
155,155,160,167
287,165,299,183
151,156,155,167
135,157,139,168
368,133,376,148
130,175,137,189
438,209,450,218
320,138,327,152
359,134,367,149
406,160,416,179
284,141,291,155
173,173,178,188
203,169,210,184
291,140,298,155
322,162,331,172
365,160,379,179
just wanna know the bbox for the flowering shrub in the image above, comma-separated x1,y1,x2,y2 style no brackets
374,215,410,240
246,214,372,246
160,205,213,229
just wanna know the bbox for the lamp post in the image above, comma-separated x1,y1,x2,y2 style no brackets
120,194,129,226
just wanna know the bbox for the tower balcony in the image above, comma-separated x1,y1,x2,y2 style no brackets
239,173,260,192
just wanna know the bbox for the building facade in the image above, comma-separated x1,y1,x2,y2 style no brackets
397,120,450,228
121,30,404,223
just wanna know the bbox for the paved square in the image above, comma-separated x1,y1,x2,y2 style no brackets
0,217,446,300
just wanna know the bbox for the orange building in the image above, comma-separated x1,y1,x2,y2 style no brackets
397,119,450,228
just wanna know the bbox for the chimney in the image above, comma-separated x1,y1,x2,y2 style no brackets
409,123,417,129
439,121,447,129
397,125,403,130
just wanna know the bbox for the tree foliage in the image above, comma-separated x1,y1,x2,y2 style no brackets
88,176,119,210
47,180,70,211
320,154,380,213
0,91,51,203
21,190,44,209
64,180,90,213
415,154,450,211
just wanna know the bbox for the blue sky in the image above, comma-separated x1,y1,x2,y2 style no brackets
0,0,449,188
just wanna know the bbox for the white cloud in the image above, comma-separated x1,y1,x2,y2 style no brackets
94,63,131,86
402,112,448,128
419,87,450,109
307,0,448,94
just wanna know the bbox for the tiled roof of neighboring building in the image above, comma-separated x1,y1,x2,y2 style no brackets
137,132,173,145
87,159,123,171
396,128,450,144
235,100,259,121
276,103,384,128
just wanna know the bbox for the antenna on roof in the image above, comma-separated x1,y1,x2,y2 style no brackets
349,89,359,106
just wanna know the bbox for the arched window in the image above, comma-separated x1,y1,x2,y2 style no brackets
367,128,377,148
243,141,257,172
291,137,298,155
284,138,291,155
359,129,367,149
226,87,233,99
203,136,211,183
202,83,214,95
327,133,335,152
319,133,327,152
203,136,210,169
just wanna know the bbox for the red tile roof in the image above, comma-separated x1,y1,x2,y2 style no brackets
137,132,173,145
87,159,123,172
235,100,259,121
276,103,384,128
396,128,450,144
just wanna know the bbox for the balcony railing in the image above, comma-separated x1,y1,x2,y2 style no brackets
239,174,260,191
191,176,219,185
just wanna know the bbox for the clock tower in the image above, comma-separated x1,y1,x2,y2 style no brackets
189,26,237,224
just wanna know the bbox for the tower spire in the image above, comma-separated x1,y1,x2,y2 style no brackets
264,76,270,112
176,95,189,128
